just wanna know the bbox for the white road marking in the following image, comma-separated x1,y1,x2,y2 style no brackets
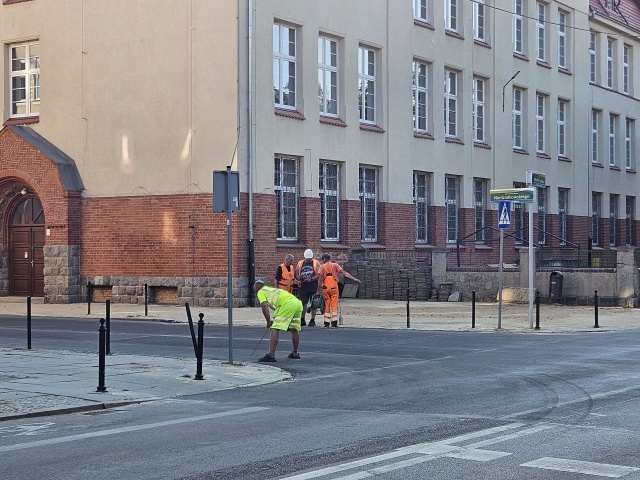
0,407,266,453
522,457,639,478
0,422,55,437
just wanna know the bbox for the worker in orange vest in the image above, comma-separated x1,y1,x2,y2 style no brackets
296,249,321,327
317,253,360,328
275,254,296,293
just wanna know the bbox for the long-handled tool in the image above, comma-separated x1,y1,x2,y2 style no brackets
251,327,269,356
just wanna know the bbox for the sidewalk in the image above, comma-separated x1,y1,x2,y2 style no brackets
1,297,640,421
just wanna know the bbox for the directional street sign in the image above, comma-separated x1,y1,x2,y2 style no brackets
498,201,511,229
490,188,535,203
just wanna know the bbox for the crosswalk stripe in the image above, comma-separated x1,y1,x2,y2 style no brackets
522,457,639,478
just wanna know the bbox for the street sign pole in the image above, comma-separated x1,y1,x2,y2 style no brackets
498,228,503,329
529,202,534,329
226,166,233,364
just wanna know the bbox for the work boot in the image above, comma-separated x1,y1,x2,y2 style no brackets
324,322,330,328
308,319,316,327
301,319,307,327
331,320,338,328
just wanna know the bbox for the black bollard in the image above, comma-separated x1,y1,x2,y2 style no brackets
195,313,204,380
185,302,198,357
535,290,541,330
594,290,600,328
97,318,107,392
144,283,148,317
472,290,476,329
406,288,410,328
105,299,111,355
27,296,32,350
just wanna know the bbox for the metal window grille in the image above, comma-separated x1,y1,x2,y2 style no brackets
474,179,487,242
414,172,430,243
537,187,547,244
359,167,378,242
319,162,340,241
626,196,635,246
610,194,619,247
274,156,298,240
445,176,459,243
558,189,568,244
592,193,601,246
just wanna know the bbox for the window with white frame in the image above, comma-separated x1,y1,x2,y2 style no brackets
623,44,632,95
474,0,486,41
610,193,619,246
444,69,458,137
536,2,546,62
557,99,567,157
513,88,523,149
359,166,378,242
414,0,428,22
318,35,338,116
413,61,428,133
274,156,299,240
537,187,547,244
474,178,488,242
319,161,340,241
591,109,600,164
445,176,460,243
513,0,524,54
273,23,296,109
558,188,569,245
589,31,597,83
445,0,458,32
607,37,615,89
413,172,431,243
626,196,635,246
10,42,40,117
609,114,617,167
626,118,635,170
358,46,376,124
558,10,567,69
473,77,485,142
592,192,602,246
536,94,546,153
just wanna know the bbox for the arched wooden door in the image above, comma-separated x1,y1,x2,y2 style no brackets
9,196,45,296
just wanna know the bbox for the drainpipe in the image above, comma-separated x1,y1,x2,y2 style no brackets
246,0,256,305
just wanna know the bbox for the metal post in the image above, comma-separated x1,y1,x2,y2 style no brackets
535,290,541,330
195,313,204,380
105,299,111,355
27,296,31,350
472,290,476,329
87,282,92,315
406,288,410,328
97,318,107,392
498,229,503,329
594,290,600,328
226,165,234,365
144,283,148,317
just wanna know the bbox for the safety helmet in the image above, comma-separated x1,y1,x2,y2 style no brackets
304,249,313,259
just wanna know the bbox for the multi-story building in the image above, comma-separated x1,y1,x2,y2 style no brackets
0,0,637,305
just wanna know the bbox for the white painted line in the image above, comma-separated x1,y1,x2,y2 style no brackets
463,424,554,449
447,448,511,462
522,457,640,478
0,407,266,453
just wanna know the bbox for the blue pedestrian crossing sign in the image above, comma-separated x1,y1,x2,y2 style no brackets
498,201,511,229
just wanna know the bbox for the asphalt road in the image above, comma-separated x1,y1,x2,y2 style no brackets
2,317,640,479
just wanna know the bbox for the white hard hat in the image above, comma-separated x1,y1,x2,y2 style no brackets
304,249,313,259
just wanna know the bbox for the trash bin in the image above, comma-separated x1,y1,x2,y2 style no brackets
549,271,563,303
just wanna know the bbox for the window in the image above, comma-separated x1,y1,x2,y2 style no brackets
473,78,485,142
413,172,431,243
358,47,376,124
513,182,527,244
359,166,378,242
626,196,635,246
474,178,488,242
557,99,567,157
537,187,547,244
273,23,296,109
607,37,615,89
274,156,298,240
626,118,634,170
474,0,486,41
445,0,458,32
513,88,523,149
591,109,600,164
318,35,338,116
609,114,617,167
536,2,546,62
536,94,546,153
558,10,567,69
414,0,428,22
592,192,602,247
445,176,460,243
444,69,458,137
610,194,619,246
558,188,569,245
319,161,339,241
513,0,524,55
623,45,632,95
589,31,597,83
10,42,40,117
413,61,428,133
